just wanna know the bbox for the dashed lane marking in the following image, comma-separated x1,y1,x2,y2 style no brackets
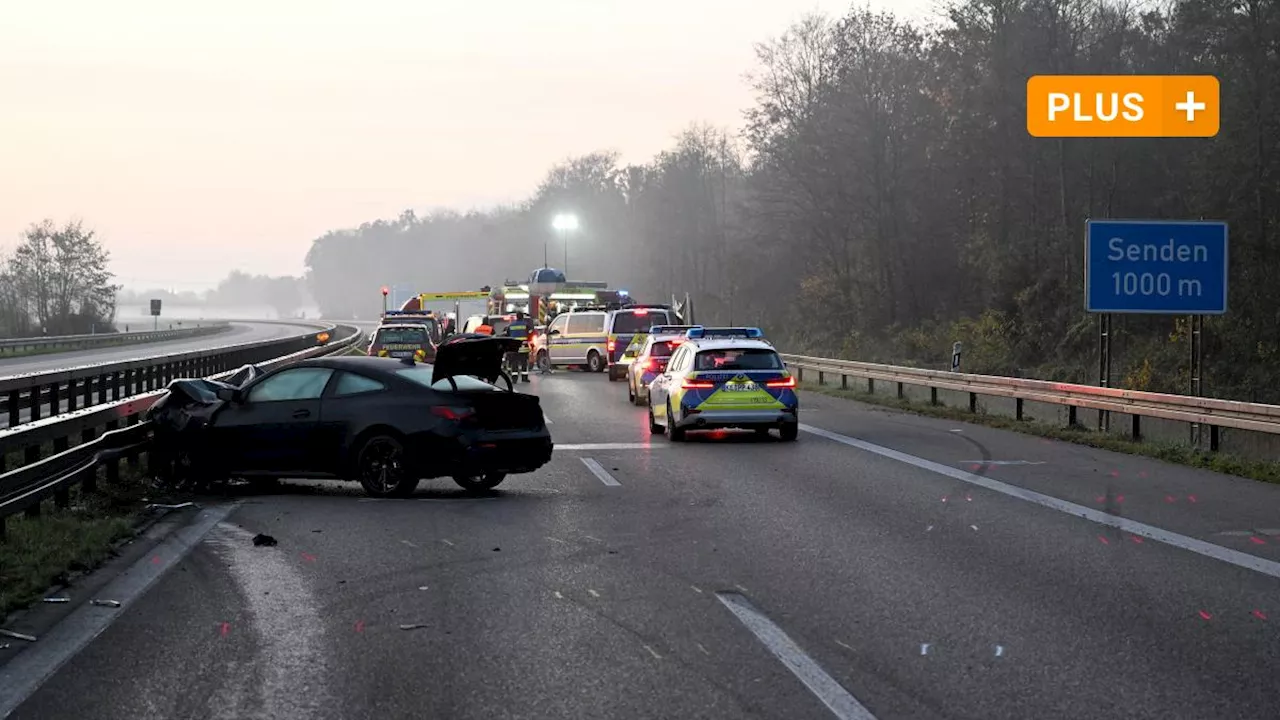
581,457,621,486
717,592,877,720
800,423,1280,580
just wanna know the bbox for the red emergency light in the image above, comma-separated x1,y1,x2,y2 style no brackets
380,286,389,296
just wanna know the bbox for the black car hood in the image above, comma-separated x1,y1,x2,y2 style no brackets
432,334,522,385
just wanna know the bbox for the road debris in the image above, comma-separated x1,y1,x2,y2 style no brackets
252,533,278,547
0,643,9,650
91,600,122,608
399,623,430,631
42,597,70,604
0,629,37,642
146,502,196,510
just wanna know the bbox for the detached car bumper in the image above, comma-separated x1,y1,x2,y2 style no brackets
674,407,798,430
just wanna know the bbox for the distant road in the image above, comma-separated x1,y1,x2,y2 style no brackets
0,321,322,378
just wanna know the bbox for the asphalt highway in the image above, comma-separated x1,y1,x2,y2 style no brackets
2,370,1278,719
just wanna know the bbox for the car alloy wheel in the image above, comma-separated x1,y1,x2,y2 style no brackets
357,435,418,497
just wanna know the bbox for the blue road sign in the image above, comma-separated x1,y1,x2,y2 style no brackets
1085,220,1228,314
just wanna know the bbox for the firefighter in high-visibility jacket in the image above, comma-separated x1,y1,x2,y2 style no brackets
504,311,532,381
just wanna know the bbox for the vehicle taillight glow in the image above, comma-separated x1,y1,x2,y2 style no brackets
682,378,715,389
431,406,475,421
766,376,796,388
633,309,647,315
607,339,616,352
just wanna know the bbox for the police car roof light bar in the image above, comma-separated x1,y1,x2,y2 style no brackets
650,325,701,334
685,327,764,339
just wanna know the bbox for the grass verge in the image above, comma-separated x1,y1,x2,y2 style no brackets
0,464,154,619
801,381,1280,486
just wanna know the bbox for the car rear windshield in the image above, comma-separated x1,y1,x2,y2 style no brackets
694,348,783,371
649,341,676,357
395,365,496,392
612,310,672,334
375,327,428,345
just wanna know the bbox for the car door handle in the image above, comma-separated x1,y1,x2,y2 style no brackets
292,409,311,419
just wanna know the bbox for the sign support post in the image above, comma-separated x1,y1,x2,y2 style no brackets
1097,313,1112,431
1189,313,1204,446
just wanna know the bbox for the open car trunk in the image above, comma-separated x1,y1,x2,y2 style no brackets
432,334,521,386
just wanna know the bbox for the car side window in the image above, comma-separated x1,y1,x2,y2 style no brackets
668,346,688,372
247,368,334,402
548,315,568,334
331,371,386,397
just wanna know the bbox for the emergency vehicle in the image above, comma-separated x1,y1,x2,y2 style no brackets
645,327,798,442
624,325,701,405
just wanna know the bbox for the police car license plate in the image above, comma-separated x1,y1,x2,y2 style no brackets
391,351,413,358
724,382,759,392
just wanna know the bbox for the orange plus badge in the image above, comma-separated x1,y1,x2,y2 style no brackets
1026,75,1219,138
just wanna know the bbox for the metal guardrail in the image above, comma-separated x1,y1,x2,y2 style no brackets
0,325,364,538
0,320,335,431
0,323,230,355
780,353,1280,450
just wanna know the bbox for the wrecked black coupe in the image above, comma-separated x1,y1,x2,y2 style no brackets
145,335,553,496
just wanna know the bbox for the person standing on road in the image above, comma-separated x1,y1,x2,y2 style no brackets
505,311,532,381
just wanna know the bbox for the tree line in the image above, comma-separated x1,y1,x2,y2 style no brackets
117,271,310,319
304,0,1279,403
0,220,118,338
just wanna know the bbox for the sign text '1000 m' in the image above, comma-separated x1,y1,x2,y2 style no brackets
1085,220,1228,315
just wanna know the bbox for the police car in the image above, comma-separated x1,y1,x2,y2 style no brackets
646,327,798,441
624,325,700,405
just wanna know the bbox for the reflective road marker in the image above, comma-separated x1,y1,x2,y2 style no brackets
717,592,877,720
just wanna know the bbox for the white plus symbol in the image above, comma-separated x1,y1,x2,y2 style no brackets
1175,90,1206,122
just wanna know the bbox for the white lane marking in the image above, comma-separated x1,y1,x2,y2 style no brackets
400,540,418,548
581,457,621,486
957,460,1046,466
545,536,569,544
691,585,704,594
554,591,564,599
799,423,1280,580
717,592,877,720
557,443,666,451
0,503,239,717
697,642,711,655
205,523,336,719
835,639,855,652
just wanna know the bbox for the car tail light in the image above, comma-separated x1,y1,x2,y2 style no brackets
670,338,683,345
682,378,715,389
632,309,647,315
431,406,475,421
607,339,616,352
766,376,796,388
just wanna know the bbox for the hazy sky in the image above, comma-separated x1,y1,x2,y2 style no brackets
3,0,931,291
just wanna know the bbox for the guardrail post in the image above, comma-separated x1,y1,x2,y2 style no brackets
30,385,42,422
1131,414,1141,441
841,374,847,390
930,387,938,406
54,483,70,509
124,368,134,396
867,378,874,395
7,389,17,427
111,370,122,400
817,370,825,385
67,378,78,412
106,455,120,485
1068,406,1078,427
96,373,107,405
1015,398,1024,421
1209,425,1220,452
969,392,977,413
897,382,904,400
53,433,69,454
797,367,804,383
